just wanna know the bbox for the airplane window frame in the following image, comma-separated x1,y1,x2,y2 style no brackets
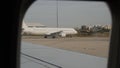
11,0,120,68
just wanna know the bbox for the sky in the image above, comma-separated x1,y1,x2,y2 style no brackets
24,0,112,28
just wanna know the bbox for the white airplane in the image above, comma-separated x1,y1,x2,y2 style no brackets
22,21,78,38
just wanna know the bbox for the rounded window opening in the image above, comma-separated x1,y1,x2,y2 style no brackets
21,0,112,68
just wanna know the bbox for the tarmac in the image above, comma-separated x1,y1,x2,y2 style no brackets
22,36,110,58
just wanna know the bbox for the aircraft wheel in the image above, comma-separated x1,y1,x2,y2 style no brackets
52,36,56,38
44,35,47,38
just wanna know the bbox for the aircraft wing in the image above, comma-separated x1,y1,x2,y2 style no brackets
46,31,63,35
45,31,63,38
21,42,107,68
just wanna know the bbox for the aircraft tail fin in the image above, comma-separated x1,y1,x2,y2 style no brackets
22,21,28,29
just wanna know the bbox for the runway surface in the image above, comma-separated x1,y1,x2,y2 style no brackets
21,42,108,68
22,37,110,57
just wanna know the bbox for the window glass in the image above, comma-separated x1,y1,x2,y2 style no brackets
21,1,112,68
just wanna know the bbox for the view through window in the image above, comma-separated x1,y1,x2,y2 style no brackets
20,0,112,68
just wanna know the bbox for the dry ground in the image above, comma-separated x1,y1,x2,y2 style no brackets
22,36,110,58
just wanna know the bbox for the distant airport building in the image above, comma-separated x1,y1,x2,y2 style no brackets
103,25,111,30
26,23,46,28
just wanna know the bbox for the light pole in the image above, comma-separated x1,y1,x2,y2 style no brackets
56,0,58,28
